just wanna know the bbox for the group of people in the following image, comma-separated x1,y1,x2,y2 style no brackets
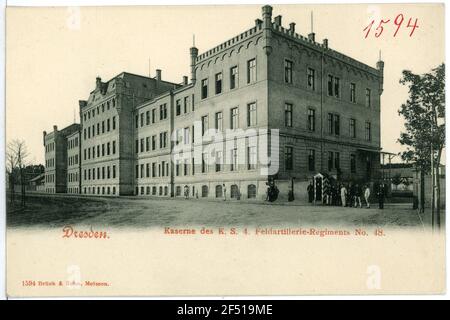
307,180,387,209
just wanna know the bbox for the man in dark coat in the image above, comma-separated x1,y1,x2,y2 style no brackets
377,183,385,209
307,181,314,203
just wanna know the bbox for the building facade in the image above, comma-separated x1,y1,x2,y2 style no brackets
44,5,384,201
43,124,80,193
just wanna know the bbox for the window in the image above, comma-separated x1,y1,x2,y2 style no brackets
152,108,156,123
102,121,105,134
285,146,293,170
140,113,144,127
334,114,340,136
146,111,150,125
176,99,181,116
327,113,340,135
349,118,356,138
112,116,116,130
175,161,180,176
231,107,239,129
327,75,333,96
215,112,223,131
184,96,189,114
201,115,209,136
184,159,188,176
334,77,340,98
307,68,315,90
247,58,256,83
365,88,371,107
107,142,111,155
350,83,356,103
152,135,156,150
284,59,293,84
159,104,167,120
135,115,139,128
327,113,334,134
216,151,223,172
230,185,239,199
145,137,150,151
285,103,292,127
308,108,315,131
201,79,208,99
201,153,208,173
365,121,371,141
327,75,340,97
140,139,144,153
161,161,166,177
135,139,138,154
248,146,257,170
231,148,238,171
152,163,156,177
328,151,333,171
201,185,208,198
162,104,167,119
350,154,356,173
113,165,116,179
215,185,223,198
160,132,167,148
184,127,190,145
308,149,315,171
334,152,340,170
247,184,257,199
230,66,238,89
215,73,222,94
247,102,257,127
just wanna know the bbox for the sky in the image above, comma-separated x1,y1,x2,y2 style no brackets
6,4,445,165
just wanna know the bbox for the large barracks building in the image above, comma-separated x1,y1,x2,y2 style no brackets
43,5,384,201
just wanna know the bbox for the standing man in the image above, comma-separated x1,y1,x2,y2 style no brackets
340,184,347,207
354,184,362,208
377,182,385,209
307,181,314,203
364,184,371,208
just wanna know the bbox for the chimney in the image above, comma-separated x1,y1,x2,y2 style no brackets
183,76,188,85
274,15,282,26
255,19,263,28
308,32,315,42
289,22,296,34
323,38,328,48
96,76,102,89
43,131,47,146
261,5,273,28
190,47,199,84
156,69,162,81
53,125,58,132
377,59,385,94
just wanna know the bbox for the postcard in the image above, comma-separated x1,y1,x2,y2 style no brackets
5,3,446,297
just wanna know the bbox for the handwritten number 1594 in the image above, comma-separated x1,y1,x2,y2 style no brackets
364,14,419,38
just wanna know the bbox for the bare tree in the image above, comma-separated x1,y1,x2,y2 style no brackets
7,140,29,206
6,142,18,203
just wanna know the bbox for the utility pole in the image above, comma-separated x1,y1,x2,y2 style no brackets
430,118,435,231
